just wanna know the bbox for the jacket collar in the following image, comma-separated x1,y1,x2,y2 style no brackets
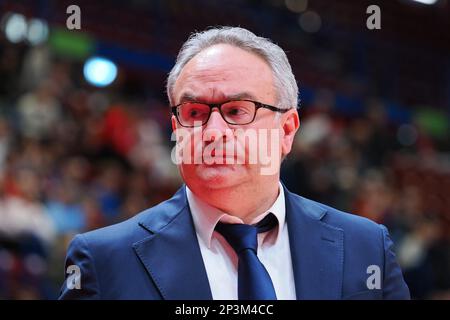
284,185,344,299
133,186,213,299
134,183,344,300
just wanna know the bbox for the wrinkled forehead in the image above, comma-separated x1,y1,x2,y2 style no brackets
173,44,276,105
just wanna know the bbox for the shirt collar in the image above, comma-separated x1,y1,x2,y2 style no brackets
186,182,286,249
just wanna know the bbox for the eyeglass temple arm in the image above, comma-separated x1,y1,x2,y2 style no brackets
258,103,290,113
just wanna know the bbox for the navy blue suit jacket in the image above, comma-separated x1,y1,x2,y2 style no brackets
59,184,410,299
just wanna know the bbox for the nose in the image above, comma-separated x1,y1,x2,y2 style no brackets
203,109,230,142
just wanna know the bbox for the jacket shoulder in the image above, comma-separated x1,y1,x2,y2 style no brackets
78,186,187,248
286,191,385,250
295,193,383,236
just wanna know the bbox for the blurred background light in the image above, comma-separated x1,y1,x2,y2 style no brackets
298,10,321,33
285,0,308,13
26,18,49,45
83,56,118,87
48,28,94,59
3,12,27,43
409,0,439,5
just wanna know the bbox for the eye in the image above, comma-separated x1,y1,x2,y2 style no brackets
227,107,247,116
222,101,254,118
181,103,209,119
189,109,200,117
188,108,206,119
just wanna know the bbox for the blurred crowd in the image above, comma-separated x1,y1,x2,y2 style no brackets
0,0,449,300
0,42,183,298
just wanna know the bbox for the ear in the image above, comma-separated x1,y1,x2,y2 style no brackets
171,115,178,132
281,109,300,157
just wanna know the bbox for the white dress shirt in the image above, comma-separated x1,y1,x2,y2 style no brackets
186,182,297,300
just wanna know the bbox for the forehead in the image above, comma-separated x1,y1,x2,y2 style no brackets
173,44,275,104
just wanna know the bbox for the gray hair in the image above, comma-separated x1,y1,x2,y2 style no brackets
166,26,298,110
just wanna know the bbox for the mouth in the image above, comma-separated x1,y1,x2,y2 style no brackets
189,143,246,165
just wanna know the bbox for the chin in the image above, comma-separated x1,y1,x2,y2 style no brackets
193,164,244,189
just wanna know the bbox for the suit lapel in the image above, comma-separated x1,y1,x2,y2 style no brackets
132,183,344,300
284,186,344,299
132,186,212,300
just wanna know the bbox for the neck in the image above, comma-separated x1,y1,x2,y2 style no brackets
191,180,280,224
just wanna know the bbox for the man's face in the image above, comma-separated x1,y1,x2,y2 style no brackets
171,44,296,191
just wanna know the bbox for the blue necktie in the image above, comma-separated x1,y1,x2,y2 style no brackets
215,213,278,300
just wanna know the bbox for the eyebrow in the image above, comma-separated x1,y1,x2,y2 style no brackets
177,91,258,104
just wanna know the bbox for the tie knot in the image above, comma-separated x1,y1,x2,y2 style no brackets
215,213,278,254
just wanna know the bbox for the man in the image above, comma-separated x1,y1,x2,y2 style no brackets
60,27,410,300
